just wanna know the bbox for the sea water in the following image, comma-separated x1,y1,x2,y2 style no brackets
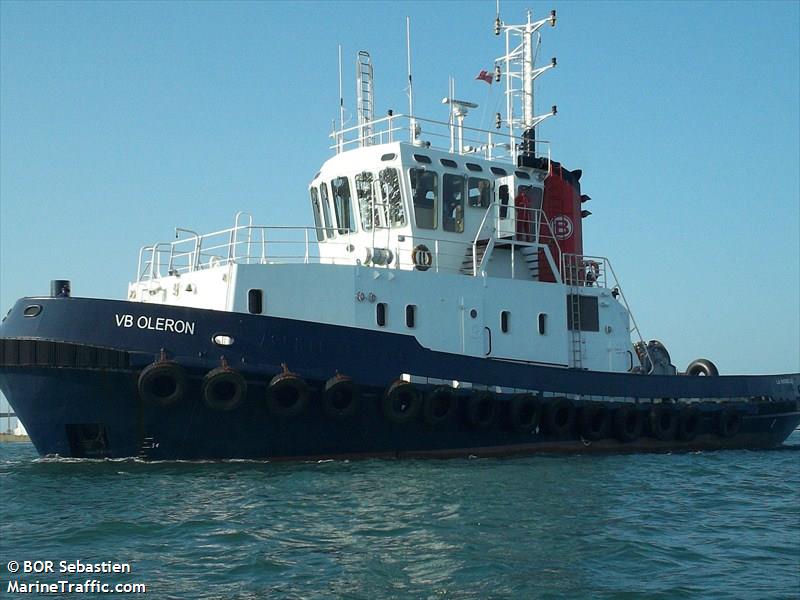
1,433,798,599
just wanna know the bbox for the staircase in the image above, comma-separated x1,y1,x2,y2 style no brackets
520,245,540,279
460,240,490,275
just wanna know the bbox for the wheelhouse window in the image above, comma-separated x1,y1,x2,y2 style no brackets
331,176,356,234
525,185,544,210
309,187,324,242
379,168,405,227
319,182,334,238
442,173,465,233
468,177,492,208
410,168,438,230
355,172,377,231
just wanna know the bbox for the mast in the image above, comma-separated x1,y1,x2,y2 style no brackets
495,8,558,158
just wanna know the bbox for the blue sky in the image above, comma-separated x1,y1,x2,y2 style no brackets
1,0,798,375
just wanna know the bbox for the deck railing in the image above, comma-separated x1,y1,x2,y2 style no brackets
330,112,551,165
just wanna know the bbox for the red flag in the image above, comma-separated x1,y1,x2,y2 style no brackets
475,70,493,85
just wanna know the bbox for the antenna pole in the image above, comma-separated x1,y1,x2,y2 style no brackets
338,44,344,153
407,16,416,142
523,11,533,128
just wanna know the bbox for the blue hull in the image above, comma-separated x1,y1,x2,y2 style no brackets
2,297,799,460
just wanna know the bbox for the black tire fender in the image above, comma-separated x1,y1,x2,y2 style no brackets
267,371,308,417
466,392,496,429
138,361,187,406
382,380,421,424
648,403,678,441
579,403,610,441
717,407,742,438
509,394,541,433
202,367,246,411
423,386,457,425
614,404,643,443
544,397,575,436
676,405,701,441
686,358,719,377
323,375,359,418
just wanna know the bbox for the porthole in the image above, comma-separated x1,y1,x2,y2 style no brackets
413,154,432,164
213,334,234,346
248,289,263,315
377,303,387,327
406,305,417,328
490,166,507,176
381,153,396,161
440,158,458,168
538,313,547,335
501,311,510,333
515,170,531,180
470,309,478,319
23,304,43,318
466,162,483,172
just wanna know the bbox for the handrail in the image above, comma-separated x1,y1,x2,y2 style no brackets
137,212,565,284
329,112,551,163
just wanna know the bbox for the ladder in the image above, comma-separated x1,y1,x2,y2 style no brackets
567,256,583,369
356,51,374,147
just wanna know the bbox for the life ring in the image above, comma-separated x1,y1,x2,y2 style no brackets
579,403,610,441
267,371,308,417
423,386,457,425
543,397,575,436
202,366,246,411
676,405,701,441
323,374,359,418
138,361,187,406
613,404,643,443
382,380,421,424
685,358,719,377
412,244,433,271
467,392,496,429
717,407,742,438
648,403,678,441
509,394,541,432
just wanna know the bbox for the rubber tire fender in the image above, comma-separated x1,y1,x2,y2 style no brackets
579,403,611,441
267,372,308,417
543,397,575,436
648,403,678,441
423,386,458,425
614,404,643,443
382,380,421,424
717,407,742,438
467,392,496,430
138,361,187,406
323,375,359,418
685,358,719,377
202,367,247,411
509,394,541,433
676,404,701,441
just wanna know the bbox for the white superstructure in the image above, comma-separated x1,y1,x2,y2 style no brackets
127,8,642,374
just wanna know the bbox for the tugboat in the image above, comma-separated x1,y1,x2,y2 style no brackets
1,10,798,460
